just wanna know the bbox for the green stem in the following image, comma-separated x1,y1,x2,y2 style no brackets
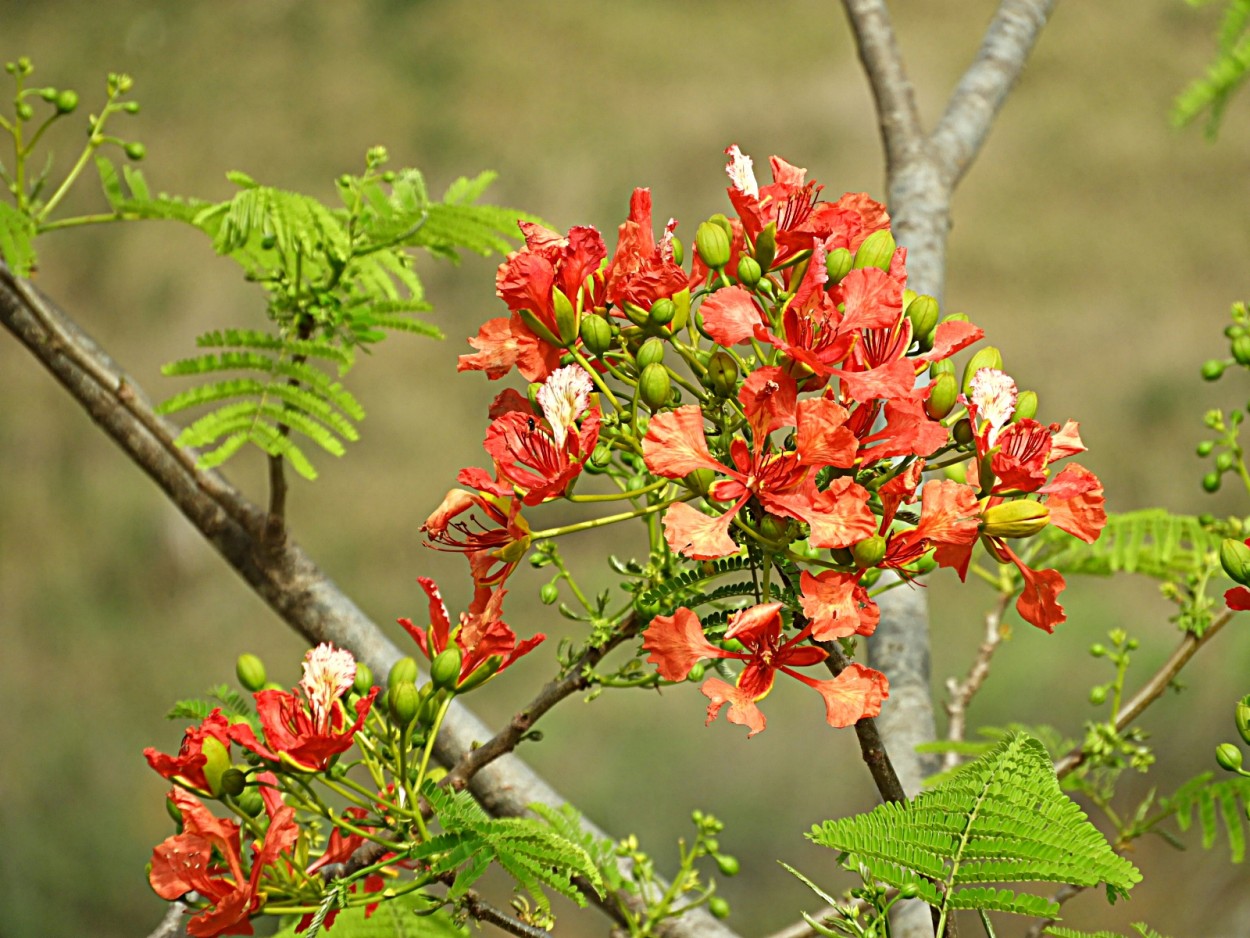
566,476,671,502
529,496,686,540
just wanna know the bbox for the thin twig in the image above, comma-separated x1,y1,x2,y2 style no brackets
1054,609,1233,779
942,593,1010,771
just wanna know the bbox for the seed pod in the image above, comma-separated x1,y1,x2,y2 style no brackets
961,346,1004,395
905,295,940,341
1216,743,1244,773
853,229,895,272
636,337,666,369
639,363,672,412
580,315,613,357
353,662,374,696
430,647,463,691
753,222,777,271
235,653,267,692
649,298,676,327
925,373,958,421
759,514,791,543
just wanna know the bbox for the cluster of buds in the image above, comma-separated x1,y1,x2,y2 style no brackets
437,145,1106,736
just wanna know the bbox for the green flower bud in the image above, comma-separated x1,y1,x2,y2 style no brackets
708,897,731,920
1204,471,1222,493
430,647,463,692
39,87,58,102
1197,440,1215,457
753,223,777,271
671,237,684,266
1089,686,1108,706
981,499,1050,539
684,468,716,497
853,229,895,272
736,255,762,288
1220,538,1250,586
669,288,691,332
218,767,247,797
54,90,79,114
456,658,502,693
388,681,420,727
15,101,34,122
1234,335,1250,367
1013,390,1039,422
235,653,267,692
233,785,264,818
639,363,672,412
897,883,921,900
715,854,740,876
695,220,732,270
961,346,1004,395
165,794,183,826
851,534,887,569
825,247,853,283
353,662,374,696
1237,696,1250,746
759,514,792,543
1089,643,1108,657
1216,743,1244,773
552,288,579,345
905,295,940,341
590,443,612,468
636,337,666,369
929,358,955,378
1218,451,1236,472
200,736,231,797
122,101,140,114
387,656,418,690
706,351,739,397
925,372,959,421
418,693,441,727
649,298,676,327
687,662,705,682
123,141,146,162
1202,360,1227,381
579,314,613,357
539,582,559,605
952,418,974,447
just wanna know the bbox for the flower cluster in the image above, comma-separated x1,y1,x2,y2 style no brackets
433,145,1105,737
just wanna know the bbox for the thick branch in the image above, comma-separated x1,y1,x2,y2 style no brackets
930,0,1058,187
0,266,738,938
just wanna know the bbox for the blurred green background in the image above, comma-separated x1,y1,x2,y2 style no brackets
3,2,1250,936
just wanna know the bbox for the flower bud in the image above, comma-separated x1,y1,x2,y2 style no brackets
925,373,959,421
1220,538,1250,586
430,647,463,691
1013,390,1039,422
552,287,579,346
981,499,1050,539
753,223,777,271
123,141,146,162
456,657,502,693
1204,471,1222,493
418,692,441,727
648,299,675,328
540,582,559,605
353,662,374,696
15,101,33,122
1237,695,1250,745
671,237,684,266
961,347,1004,395
687,662,705,682
639,363,672,412
387,656,418,690
669,288,691,332
706,351,739,397
1201,360,1226,381
736,256,762,288
684,468,716,497
54,89,79,114
825,247,853,284
235,653,267,692
218,767,247,797
715,854,740,876
929,358,955,378
952,418,974,447
695,220,731,270
233,785,264,818
1089,686,1107,705
905,295,940,341
636,337,666,369
853,229,895,272
200,737,231,797
708,897,731,920
1234,335,1250,367
1216,743,1244,773
851,534,887,569
388,681,420,727
759,513,792,543
580,315,613,357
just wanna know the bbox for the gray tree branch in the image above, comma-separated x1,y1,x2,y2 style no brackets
0,264,737,938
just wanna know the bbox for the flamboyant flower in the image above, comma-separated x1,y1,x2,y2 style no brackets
398,577,544,688
459,365,601,506
228,644,378,772
458,313,563,384
301,807,387,932
643,368,875,559
144,709,235,797
642,602,888,737
605,188,690,310
422,489,532,586
149,786,298,937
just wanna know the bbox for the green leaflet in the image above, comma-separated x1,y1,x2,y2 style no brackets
1173,0,1250,138
0,200,37,276
1028,509,1223,580
272,889,468,938
1163,771,1250,863
1045,925,1171,938
806,733,1141,922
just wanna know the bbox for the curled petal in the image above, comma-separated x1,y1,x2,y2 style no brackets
799,663,889,727
1039,463,1106,543
795,397,858,468
800,570,878,640
699,286,766,346
643,608,723,681
700,677,767,737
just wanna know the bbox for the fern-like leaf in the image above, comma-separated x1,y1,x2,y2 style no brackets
1029,509,1221,580
270,890,467,938
0,201,37,276
1173,0,1250,138
1045,926,1171,938
1162,771,1250,862
807,733,1141,921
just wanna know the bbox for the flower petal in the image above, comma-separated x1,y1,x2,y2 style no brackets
700,677,767,737
661,501,741,559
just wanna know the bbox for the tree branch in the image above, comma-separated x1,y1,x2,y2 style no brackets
930,0,1058,188
942,593,1010,771
0,265,739,938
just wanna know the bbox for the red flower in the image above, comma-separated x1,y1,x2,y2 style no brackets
643,368,875,559
643,602,888,737
229,644,378,772
422,490,532,586
144,709,235,796
1226,586,1250,610
149,786,298,937
399,577,544,687
459,365,601,506
458,314,562,384
605,188,690,309
301,807,387,932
